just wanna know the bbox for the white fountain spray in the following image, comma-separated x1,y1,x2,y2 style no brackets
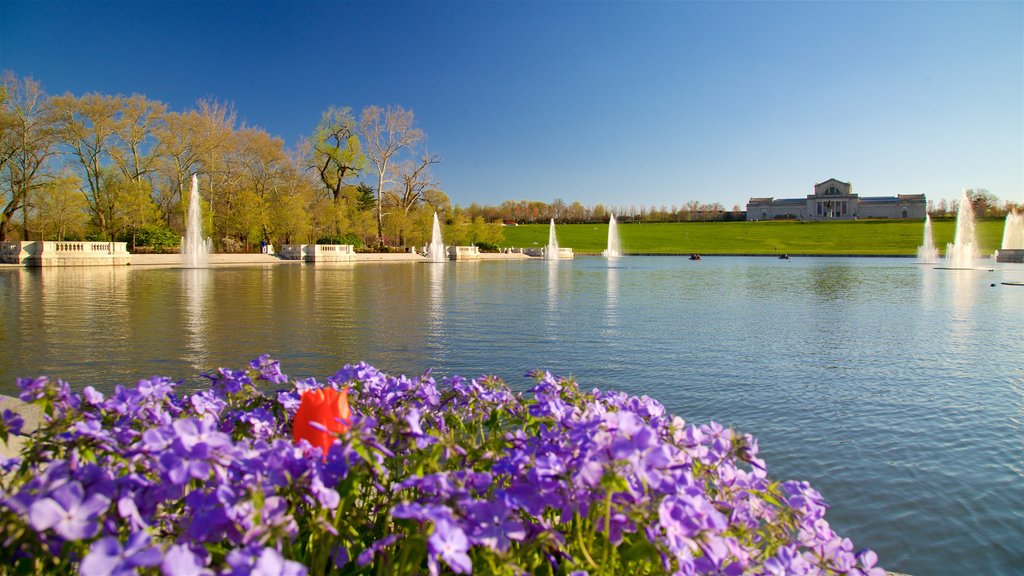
1000,211,1024,250
181,174,211,268
545,219,559,260
602,213,622,258
945,190,977,269
426,212,447,262
917,214,939,263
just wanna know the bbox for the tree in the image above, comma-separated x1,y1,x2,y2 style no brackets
422,189,451,216
52,92,124,239
359,105,423,246
0,72,59,240
156,100,236,230
384,151,440,217
308,106,364,203
966,189,999,217
29,171,88,240
115,177,162,250
355,183,376,212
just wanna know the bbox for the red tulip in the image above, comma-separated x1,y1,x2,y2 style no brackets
292,387,351,455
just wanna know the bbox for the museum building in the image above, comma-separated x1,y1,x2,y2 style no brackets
746,179,927,221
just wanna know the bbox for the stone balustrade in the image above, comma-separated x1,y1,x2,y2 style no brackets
0,241,130,266
447,245,480,261
279,244,356,263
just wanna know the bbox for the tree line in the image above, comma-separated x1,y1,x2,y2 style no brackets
0,72,507,252
4,72,1017,253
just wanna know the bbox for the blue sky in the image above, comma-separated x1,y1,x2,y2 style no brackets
3,0,1022,211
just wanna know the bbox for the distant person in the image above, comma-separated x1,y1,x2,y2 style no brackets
260,239,268,254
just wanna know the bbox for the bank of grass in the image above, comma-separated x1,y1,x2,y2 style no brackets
499,218,1007,255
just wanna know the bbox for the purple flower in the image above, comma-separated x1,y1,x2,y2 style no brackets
428,519,472,575
357,534,401,567
29,481,110,540
251,547,306,576
162,544,213,576
764,544,813,576
82,386,105,405
250,354,289,385
465,499,526,552
80,532,161,576
17,375,50,401
2,408,24,437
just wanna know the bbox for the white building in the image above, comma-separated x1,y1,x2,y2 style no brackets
746,178,927,221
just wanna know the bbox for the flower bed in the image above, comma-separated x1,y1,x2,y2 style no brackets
0,356,885,575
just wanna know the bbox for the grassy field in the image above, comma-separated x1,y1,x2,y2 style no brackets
498,218,1008,255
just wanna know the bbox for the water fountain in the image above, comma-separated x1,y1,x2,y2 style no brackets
181,174,211,268
602,213,622,258
545,218,559,260
945,191,977,269
1001,212,1023,250
917,214,939,263
995,211,1024,263
426,212,447,262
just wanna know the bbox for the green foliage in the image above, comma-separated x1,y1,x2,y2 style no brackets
474,241,499,252
117,224,179,250
316,233,363,249
355,183,376,212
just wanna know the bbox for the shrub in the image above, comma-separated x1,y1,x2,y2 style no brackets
474,241,499,253
0,357,884,575
316,234,363,249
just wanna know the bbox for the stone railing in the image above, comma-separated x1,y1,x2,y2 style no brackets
0,241,130,266
447,245,480,261
279,244,355,263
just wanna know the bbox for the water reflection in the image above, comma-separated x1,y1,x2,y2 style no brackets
604,263,619,329
546,259,559,313
182,268,212,372
809,264,858,300
948,269,979,354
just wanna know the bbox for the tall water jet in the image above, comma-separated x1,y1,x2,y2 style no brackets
602,213,622,258
181,174,211,268
545,219,559,260
945,190,977,269
426,212,447,262
917,214,939,263
1001,211,1024,250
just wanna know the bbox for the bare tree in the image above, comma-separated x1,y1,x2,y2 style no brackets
384,151,440,216
359,105,423,246
0,73,59,240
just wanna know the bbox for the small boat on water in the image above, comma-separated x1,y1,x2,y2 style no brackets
778,254,790,260
689,254,702,261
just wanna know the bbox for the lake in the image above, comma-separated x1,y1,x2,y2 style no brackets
1,256,1022,575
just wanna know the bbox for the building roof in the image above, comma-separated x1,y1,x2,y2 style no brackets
774,199,806,205
814,178,851,187
859,197,899,203
747,197,774,203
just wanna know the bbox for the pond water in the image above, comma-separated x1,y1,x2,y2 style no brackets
1,256,1022,575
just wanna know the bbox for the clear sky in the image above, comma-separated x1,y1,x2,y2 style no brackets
3,0,1022,211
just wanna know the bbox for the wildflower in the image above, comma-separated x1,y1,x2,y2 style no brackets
29,481,110,540
428,519,472,575
80,532,161,576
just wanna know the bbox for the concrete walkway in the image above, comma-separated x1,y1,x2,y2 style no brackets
0,394,43,460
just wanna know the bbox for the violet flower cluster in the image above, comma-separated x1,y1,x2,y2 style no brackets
0,356,885,575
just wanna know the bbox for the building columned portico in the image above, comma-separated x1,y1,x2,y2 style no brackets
746,178,926,221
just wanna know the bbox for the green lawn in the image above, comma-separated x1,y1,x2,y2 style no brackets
498,218,1008,255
